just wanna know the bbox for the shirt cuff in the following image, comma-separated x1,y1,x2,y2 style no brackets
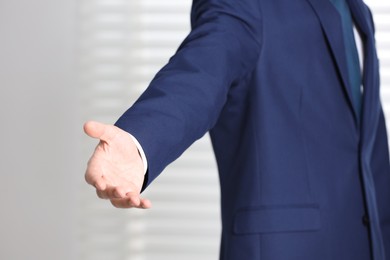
129,134,148,175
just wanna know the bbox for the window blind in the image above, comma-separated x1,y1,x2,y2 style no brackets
79,1,221,260
368,1,390,120
78,1,390,259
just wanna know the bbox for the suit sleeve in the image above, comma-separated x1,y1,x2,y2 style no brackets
115,0,263,190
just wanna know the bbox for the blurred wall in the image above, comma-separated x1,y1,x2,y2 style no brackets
0,1,388,260
0,0,79,259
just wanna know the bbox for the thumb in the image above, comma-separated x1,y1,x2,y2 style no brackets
83,121,118,142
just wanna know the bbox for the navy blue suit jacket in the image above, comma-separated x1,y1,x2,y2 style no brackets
116,0,390,259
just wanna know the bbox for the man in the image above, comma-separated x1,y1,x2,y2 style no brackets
84,0,390,259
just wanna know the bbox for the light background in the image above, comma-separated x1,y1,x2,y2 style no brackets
0,0,389,259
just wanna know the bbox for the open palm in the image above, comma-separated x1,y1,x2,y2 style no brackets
84,121,151,209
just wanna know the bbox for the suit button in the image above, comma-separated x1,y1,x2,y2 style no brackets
362,215,370,226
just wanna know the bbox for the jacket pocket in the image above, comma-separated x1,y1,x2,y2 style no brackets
233,204,321,234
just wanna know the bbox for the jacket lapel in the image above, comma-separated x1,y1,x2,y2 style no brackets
306,0,359,125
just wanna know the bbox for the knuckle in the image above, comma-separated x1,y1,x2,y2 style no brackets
110,199,121,208
96,190,105,199
108,187,117,198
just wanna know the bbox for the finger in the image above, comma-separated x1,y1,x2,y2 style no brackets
126,192,141,206
96,185,125,200
96,189,109,199
110,196,152,209
109,181,143,199
113,186,127,198
83,121,118,143
139,198,152,209
110,193,142,208
83,121,105,139
110,199,151,209
110,198,138,209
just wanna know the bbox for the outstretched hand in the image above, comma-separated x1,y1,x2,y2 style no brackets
83,121,151,209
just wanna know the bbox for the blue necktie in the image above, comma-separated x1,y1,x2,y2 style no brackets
330,0,362,115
